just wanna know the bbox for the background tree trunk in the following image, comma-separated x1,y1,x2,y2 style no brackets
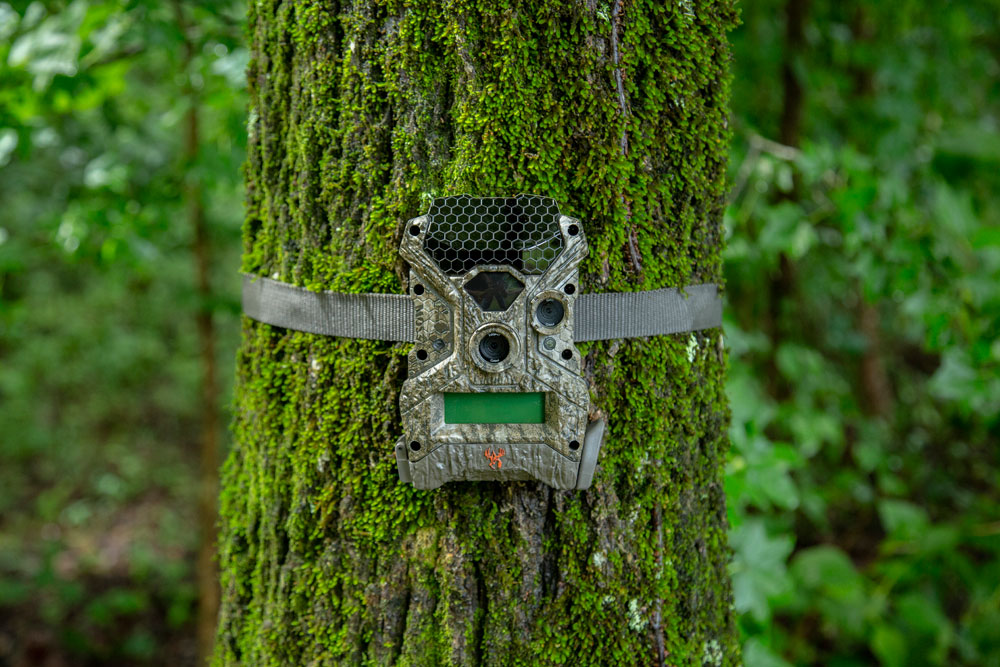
217,0,739,664
174,2,222,661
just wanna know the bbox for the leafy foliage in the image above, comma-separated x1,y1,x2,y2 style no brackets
0,0,245,662
725,1,1000,665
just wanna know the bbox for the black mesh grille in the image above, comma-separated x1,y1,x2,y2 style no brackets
423,195,563,276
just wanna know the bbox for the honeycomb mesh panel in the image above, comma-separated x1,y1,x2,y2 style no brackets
423,195,563,275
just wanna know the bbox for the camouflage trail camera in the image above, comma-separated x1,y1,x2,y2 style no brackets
396,195,594,489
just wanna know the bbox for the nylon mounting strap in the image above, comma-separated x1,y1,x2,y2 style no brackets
241,274,722,343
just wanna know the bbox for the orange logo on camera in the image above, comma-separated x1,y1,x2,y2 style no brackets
484,447,505,469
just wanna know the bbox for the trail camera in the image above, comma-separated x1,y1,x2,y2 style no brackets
394,195,593,489
241,195,724,491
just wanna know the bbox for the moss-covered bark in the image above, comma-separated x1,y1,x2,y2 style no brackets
217,0,739,664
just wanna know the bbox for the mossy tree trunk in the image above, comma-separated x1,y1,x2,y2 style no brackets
217,0,739,664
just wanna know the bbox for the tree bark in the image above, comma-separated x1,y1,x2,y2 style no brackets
217,1,738,664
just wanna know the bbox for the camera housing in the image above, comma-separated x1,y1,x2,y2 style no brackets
395,195,591,489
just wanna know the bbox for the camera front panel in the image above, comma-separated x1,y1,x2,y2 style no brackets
397,195,589,489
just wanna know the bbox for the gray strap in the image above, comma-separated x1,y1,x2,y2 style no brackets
242,274,415,342
242,274,721,343
573,284,722,341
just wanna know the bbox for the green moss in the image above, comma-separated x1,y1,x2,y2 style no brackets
218,0,739,664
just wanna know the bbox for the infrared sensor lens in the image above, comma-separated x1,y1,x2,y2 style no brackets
478,333,511,363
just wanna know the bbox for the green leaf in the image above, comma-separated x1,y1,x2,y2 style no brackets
871,624,907,667
791,546,863,598
0,128,17,166
877,499,930,541
743,637,794,667
937,123,1000,163
729,519,795,622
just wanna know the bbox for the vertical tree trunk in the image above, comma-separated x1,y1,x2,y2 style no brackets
175,2,221,660
217,1,738,664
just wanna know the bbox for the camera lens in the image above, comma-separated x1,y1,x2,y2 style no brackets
535,298,565,327
478,333,510,363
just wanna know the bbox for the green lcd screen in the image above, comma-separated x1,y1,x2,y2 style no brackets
443,392,546,424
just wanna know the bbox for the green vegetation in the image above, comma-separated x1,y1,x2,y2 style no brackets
0,1,245,662
0,0,997,665
726,2,1000,665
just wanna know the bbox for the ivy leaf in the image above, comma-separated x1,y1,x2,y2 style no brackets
729,519,794,622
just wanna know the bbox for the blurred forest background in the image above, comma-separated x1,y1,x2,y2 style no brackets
0,0,997,665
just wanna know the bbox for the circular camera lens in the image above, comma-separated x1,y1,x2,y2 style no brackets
535,298,565,327
478,332,510,363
